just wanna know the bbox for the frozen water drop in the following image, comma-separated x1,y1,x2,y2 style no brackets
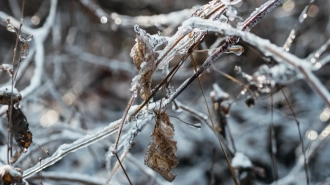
100,16,108,24
226,45,244,56
226,6,238,22
315,62,322,69
172,103,182,113
191,123,201,130
26,35,33,42
311,58,316,63
240,89,247,95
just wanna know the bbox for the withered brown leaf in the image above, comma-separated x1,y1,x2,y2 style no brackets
144,112,179,182
130,26,156,100
8,107,33,152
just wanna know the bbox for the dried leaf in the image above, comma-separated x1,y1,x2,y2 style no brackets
20,42,29,58
0,64,13,76
130,26,156,100
0,86,22,105
8,107,33,152
144,112,178,182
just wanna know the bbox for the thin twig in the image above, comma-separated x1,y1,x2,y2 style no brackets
115,153,133,185
112,92,136,153
191,54,238,184
27,171,106,185
8,0,26,164
283,0,316,52
269,95,278,181
281,90,310,184
23,119,120,178
104,149,131,185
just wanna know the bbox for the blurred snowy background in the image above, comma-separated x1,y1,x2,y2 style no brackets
0,0,330,184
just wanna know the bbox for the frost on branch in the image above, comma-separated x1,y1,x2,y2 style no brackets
236,63,303,94
253,64,302,86
144,111,179,182
130,25,167,100
0,64,13,76
0,86,22,105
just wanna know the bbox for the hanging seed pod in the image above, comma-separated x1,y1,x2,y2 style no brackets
8,107,33,152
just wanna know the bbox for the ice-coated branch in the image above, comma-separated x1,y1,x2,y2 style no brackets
159,0,287,108
23,107,154,179
0,0,58,98
65,46,135,75
23,119,120,178
307,38,330,65
319,55,330,66
283,0,316,52
156,16,330,109
79,0,197,28
28,171,106,185
110,8,197,28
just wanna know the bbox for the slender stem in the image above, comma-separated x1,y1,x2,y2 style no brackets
191,54,238,184
115,153,132,185
112,92,136,153
281,90,309,185
270,95,278,181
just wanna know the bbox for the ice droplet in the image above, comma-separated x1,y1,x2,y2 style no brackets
100,16,108,24
305,130,318,140
298,5,309,22
172,103,182,113
320,108,330,122
311,58,316,63
315,62,322,69
226,45,244,56
115,18,122,25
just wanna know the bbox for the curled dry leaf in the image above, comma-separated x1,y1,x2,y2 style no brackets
130,26,156,100
8,107,33,152
0,64,13,76
0,86,22,105
0,165,23,185
144,111,179,182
